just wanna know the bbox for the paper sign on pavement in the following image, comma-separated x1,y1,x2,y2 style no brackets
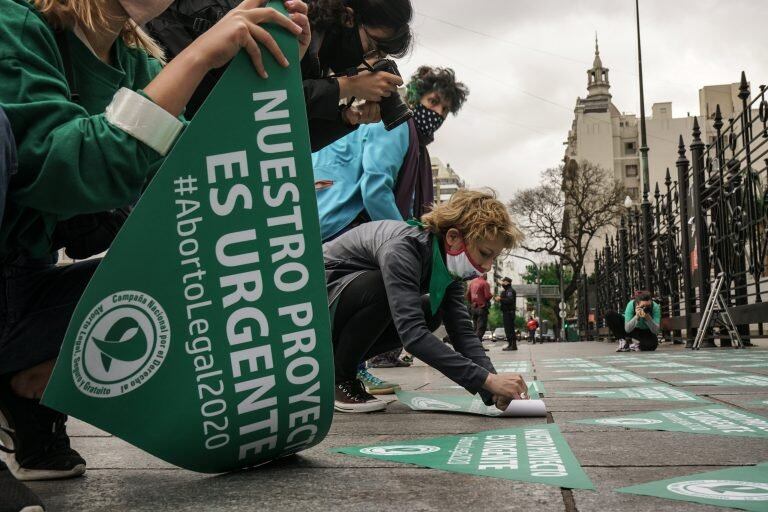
333,424,595,489
616,463,768,511
676,375,768,386
554,386,706,402
553,373,651,383
573,407,768,438
395,391,546,417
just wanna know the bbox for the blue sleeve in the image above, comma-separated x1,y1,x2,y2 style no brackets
359,122,409,221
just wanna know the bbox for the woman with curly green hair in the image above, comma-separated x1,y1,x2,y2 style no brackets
312,64,469,242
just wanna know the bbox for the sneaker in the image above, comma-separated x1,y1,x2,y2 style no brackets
367,360,397,369
616,339,627,352
0,382,85,481
0,436,45,512
357,368,400,395
334,380,387,413
629,342,640,352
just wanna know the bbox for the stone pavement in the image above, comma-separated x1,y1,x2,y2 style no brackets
30,339,768,511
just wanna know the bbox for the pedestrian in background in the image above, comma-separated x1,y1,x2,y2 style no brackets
495,276,518,350
526,315,539,344
466,273,492,340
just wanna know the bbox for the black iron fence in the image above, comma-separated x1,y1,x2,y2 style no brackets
578,72,768,347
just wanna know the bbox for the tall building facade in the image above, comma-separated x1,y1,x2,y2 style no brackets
563,37,743,273
431,157,465,203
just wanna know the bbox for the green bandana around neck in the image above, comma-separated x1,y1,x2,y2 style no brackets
406,219,455,314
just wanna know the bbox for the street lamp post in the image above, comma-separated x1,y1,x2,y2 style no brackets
508,254,541,330
635,0,654,293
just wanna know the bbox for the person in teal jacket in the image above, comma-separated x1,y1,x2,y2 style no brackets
0,0,309,496
605,291,662,352
312,65,469,241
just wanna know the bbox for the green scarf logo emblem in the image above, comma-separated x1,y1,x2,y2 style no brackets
360,445,441,456
73,291,170,398
93,316,147,372
667,480,768,501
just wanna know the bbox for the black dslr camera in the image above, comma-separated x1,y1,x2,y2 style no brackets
369,58,413,131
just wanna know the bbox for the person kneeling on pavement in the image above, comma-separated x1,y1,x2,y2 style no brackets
606,291,661,352
324,189,529,412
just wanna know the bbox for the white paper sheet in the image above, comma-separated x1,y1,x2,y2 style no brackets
498,399,547,417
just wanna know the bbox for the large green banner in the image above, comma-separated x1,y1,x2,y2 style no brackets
334,424,595,489
573,407,768,438
554,386,707,402
42,4,333,473
395,391,546,417
617,463,768,511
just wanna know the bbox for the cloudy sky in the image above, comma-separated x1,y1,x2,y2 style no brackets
397,0,765,203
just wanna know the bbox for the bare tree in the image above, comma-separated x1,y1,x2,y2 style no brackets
509,159,625,301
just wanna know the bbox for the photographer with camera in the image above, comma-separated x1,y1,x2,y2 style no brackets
147,0,413,151
313,65,469,241
605,291,661,352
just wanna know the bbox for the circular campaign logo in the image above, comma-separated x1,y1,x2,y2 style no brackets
360,445,441,456
667,480,768,501
595,418,663,426
411,397,462,410
72,291,170,397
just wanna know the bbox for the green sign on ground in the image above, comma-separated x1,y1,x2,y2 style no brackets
624,362,692,369
551,368,623,374
676,375,768,386
573,407,768,438
395,391,545,417
553,373,651,383
42,4,333,474
555,386,706,402
529,380,546,395
333,424,595,489
649,367,738,375
617,463,768,511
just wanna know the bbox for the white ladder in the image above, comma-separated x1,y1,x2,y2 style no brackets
692,272,743,349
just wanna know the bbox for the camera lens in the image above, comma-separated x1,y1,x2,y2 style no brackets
370,59,413,131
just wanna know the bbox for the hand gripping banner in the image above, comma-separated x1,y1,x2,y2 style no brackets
42,3,334,473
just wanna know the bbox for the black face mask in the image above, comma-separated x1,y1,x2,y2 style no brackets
413,104,445,145
318,23,365,74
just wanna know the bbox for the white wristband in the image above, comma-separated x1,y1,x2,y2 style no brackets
105,87,183,156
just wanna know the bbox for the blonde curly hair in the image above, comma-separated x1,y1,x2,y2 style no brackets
421,189,523,249
33,0,165,62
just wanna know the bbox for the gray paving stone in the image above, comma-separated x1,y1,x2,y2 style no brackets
29,467,567,512
564,430,768,466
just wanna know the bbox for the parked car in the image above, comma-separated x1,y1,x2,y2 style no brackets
482,330,493,341
536,329,556,342
492,328,506,341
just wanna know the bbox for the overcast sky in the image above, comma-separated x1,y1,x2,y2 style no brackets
397,0,765,203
